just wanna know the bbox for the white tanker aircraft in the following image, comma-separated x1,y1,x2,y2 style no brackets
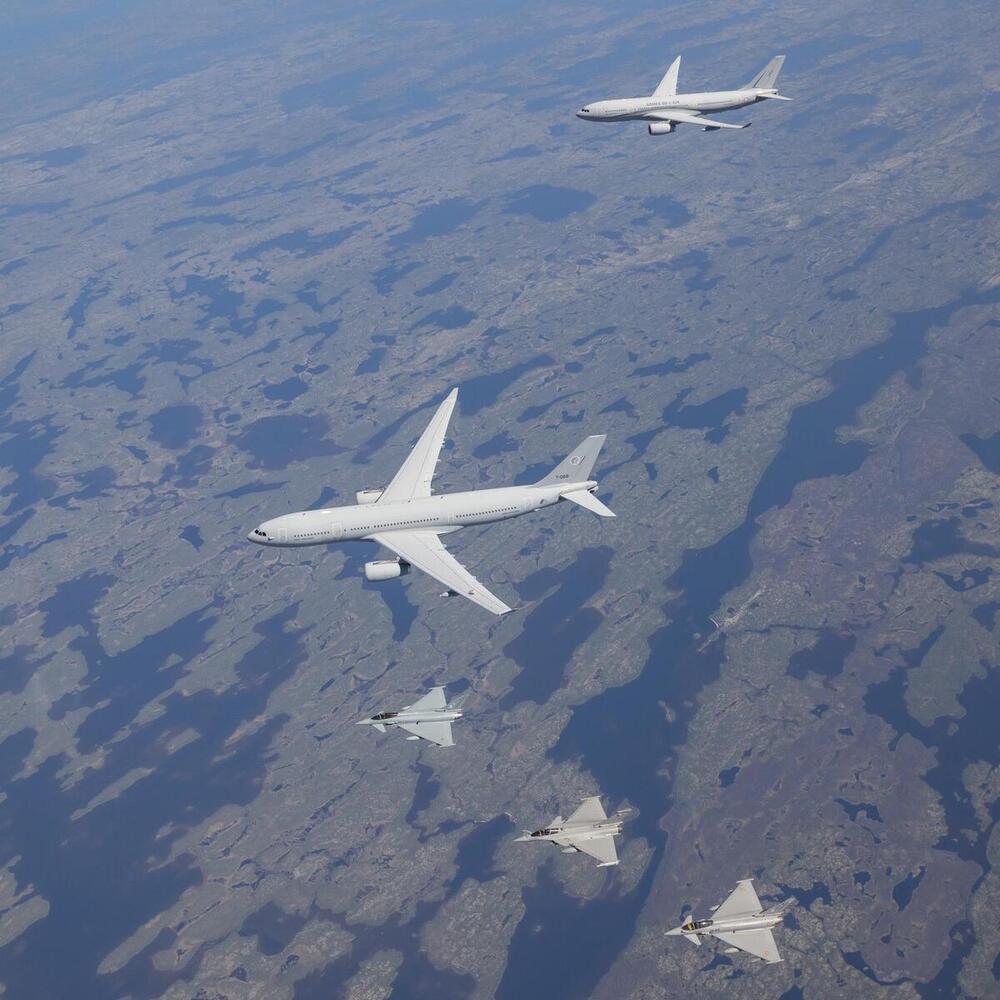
247,388,615,615
576,54,790,135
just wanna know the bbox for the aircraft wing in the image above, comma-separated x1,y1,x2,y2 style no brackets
379,388,457,503
573,835,619,867
712,879,763,919
566,796,607,824
646,109,748,130
405,687,447,712
369,530,512,616
652,55,680,98
399,720,454,747
711,928,782,964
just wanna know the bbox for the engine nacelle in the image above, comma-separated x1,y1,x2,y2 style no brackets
364,559,409,582
647,122,674,135
356,488,383,505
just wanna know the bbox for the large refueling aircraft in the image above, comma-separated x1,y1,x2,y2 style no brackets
576,54,790,135
247,388,615,615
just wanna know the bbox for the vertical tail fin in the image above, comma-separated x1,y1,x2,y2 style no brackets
745,55,785,90
535,435,607,487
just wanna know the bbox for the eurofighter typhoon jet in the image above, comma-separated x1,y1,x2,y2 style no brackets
356,686,464,747
576,54,790,135
247,388,615,615
665,879,793,963
515,796,630,867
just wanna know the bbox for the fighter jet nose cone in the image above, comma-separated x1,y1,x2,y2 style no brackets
665,927,682,936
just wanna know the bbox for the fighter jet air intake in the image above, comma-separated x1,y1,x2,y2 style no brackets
515,796,630,867
356,686,465,747
665,879,793,963
576,54,790,134
248,387,615,615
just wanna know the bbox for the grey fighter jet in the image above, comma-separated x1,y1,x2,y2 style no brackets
515,796,629,867
356,686,464,747
666,879,792,963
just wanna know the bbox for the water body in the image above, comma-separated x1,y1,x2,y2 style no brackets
232,415,345,471
503,185,595,223
835,799,882,823
892,867,925,911
180,525,203,549
498,285,999,998
960,431,1000,474
630,352,709,378
416,305,477,331
214,480,287,500
788,631,855,679
390,197,484,250
638,196,693,228
0,563,310,999
235,225,362,261
502,548,613,707
263,377,308,402
459,355,555,417
415,272,458,297
473,431,519,460
148,404,202,450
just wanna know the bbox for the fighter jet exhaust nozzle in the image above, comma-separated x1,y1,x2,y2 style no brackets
364,558,410,581
648,122,673,135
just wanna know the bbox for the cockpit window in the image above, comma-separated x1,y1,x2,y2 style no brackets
372,711,398,721
253,528,268,537
531,828,557,837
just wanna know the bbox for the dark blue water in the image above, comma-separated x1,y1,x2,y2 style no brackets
503,184,595,223
892,867,925,910
961,431,1000,474
235,225,362,261
788,631,855,679
630,352,709,378
835,799,882,824
148,404,202,449
501,547,613,706
416,305,477,330
231,414,345,471
497,285,999,998
180,525,203,549
0,579,311,998
390,197,484,249
415,272,458,297
263,377,308,402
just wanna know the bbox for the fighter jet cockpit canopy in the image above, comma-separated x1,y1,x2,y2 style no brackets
371,711,398,721
531,828,558,837
683,918,714,932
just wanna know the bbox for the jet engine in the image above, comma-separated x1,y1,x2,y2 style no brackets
364,559,409,581
647,122,674,135
356,488,383,505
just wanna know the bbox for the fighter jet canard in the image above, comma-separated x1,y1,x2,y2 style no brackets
515,796,631,867
357,686,465,747
576,54,791,135
247,387,615,616
666,879,793,964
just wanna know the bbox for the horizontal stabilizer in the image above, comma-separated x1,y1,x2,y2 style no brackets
562,489,616,518
373,723,386,733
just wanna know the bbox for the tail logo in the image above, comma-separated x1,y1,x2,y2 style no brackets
569,454,582,465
